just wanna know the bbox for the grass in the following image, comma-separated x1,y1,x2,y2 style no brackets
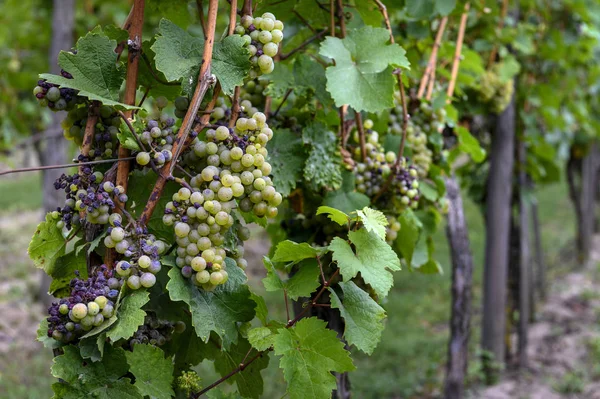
0,175,577,398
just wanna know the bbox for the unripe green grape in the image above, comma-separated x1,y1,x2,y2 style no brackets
218,187,233,201
260,18,275,31
116,261,131,276
241,154,255,168
191,256,207,272
261,162,272,175
210,271,224,285
80,315,95,328
127,275,141,290
270,192,283,206
138,255,152,268
102,304,114,317
196,270,210,284
253,178,266,191
115,240,129,254
59,303,69,315
72,303,88,319
215,211,229,226
110,227,125,242
206,142,218,155
237,258,248,269
175,222,191,238
104,236,116,248
175,96,189,111
236,118,248,130
274,19,284,30
245,118,258,131
252,169,263,178
254,202,268,216
93,314,105,327
202,249,216,262
258,54,274,70
267,206,278,218
140,273,156,288
94,296,108,309
197,237,211,251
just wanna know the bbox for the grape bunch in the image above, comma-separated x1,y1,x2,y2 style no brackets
104,217,167,290
126,313,185,348
62,104,120,157
176,371,202,396
33,71,78,111
479,69,514,113
53,161,125,229
352,120,420,210
235,12,284,75
389,100,446,178
46,265,117,343
240,78,268,109
134,116,177,168
385,215,402,244
164,112,282,289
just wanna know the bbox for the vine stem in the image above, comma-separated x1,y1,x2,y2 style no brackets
355,112,367,161
0,157,136,176
192,265,340,398
417,16,448,99
229,86,242,128
487,0,509,68
228,0,238,35
330,0,335,36
446,3,470,102
242,0,252,15
196,0,207,39
79,102,99,174
280,29,327,60
115,0,145,209
336,0,347,37
138,0,219,226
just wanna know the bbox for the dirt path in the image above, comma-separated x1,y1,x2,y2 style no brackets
474,240,600,399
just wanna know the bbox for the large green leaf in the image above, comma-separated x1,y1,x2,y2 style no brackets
51,346,141,399
396,209,423,265
166,259,255,348
152,19,251,96
125,344,175,399
319,27,410,112
329,281,386,355
356,207,388,240
272,317,355,399
266,128,306,197
106,290,150,342
39,28,135,110
329,229,401,298
263,258,321,300
302,122,343,191
271,240,319,263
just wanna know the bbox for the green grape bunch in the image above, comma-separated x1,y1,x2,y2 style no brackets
235,12,284,75
478,68,514,114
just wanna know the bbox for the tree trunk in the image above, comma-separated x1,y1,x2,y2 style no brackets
481,87,516,374
36,0,75,306
443,175,475,399
517,140,529,368
567,142,599,266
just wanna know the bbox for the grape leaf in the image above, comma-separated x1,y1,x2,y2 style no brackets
263,258,320,300
302,122,343,191
266,128,306,196
37,319,61,350
323,171,370,214
152,19,251,96
166,259,255,348
147,0,192,28
106,290,150,342
238,210,268,228
272,317,355,399
48,249,88,297
51,346,140,399
356,207,388,240
117,119,141,151
456,126,486,163
214,335,269,399
28,213,69,274
137,40,182,100
248,327,276,351
79,334,106,362
328,281,386,355
396,209,423,265
319,27,410,113
329,229,401,298
406,0,435,19
271,240,318,263
435,0,457,16
251,292,269,326
316,206,349,226
39,28,136,110
126,344,175,399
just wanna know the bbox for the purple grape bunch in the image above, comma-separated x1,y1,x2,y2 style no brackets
103,220,167,290
33,70,78,111
134,116,177,168
46,265,118,343
126,313,185,349
53,157,126,229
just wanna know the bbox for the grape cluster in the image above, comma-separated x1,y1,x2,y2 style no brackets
235,12,284,75
126,314,185,348
479,69,514,113
33,71,78,111
134,116,177,168
389,100,446,178
240,79,268,109
352,120,420,210
46,265,117,343
176,371,202,396
104,217,167,290
164,112,282,288
62,104,120,156
385,215,402,244
53,161,125,229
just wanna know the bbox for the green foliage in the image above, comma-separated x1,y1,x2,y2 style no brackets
356,207,388,240
330,229,401,298
329,281,386,355
323,171,370,214
266,129,306,196
106,290,150,342
152,19,251,96
320,26,410,113
272,317,355,399
166,261,255,348
263,257,321,300
125,344,175,399
302,122,343,191
40,28,135,110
